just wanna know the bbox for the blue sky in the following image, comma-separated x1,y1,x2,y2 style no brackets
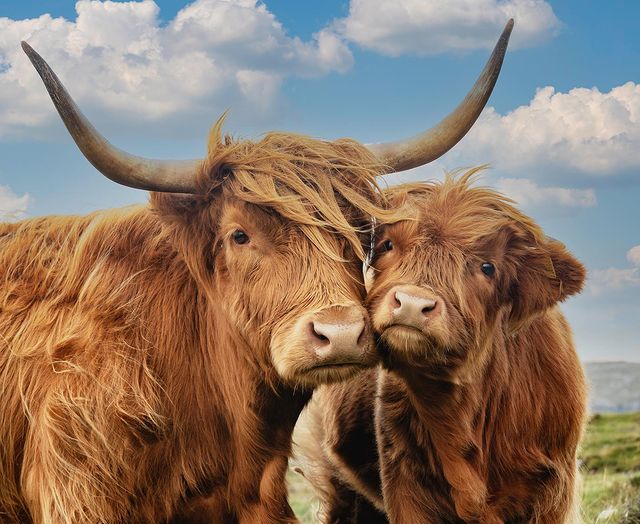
0,0,638,362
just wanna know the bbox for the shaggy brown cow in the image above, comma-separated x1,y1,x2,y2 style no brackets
0,28,510,524
295,172,588,523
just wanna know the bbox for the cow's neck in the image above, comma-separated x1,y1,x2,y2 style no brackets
140,261,311,516
388,317,508,427
208,331,311,518
196,298,312,510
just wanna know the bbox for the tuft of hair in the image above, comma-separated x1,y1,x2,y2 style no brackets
386,166,548,250
192,115,403,261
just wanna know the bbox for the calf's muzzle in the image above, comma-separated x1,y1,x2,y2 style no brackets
386,284,443,331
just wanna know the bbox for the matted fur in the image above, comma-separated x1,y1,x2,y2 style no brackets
294,171,588,523
0,123,400,523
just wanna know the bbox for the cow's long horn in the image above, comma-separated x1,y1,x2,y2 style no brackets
21,42,201,193
367,19,514,173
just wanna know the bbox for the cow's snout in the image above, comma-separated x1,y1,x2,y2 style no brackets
312,318,366,354
306,305,371,364
272,303,376,385
387,285,442,330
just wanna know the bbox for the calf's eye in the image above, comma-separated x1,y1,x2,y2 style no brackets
231,229,250,245
378,239,393,253
481,262,495,277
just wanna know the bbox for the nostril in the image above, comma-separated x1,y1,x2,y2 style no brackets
393,292,402,308
311,322,330,344
422,300,437,314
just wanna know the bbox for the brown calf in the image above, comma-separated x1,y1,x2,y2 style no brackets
296,172,588,523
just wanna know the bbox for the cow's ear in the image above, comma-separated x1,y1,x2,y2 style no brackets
508,238,585,329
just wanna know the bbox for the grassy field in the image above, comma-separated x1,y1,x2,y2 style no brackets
581,413,640,523
288,412,640,523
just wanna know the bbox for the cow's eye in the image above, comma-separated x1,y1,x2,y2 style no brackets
481,262,495,277
231,229,250,245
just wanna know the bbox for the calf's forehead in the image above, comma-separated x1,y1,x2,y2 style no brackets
386,185,523,255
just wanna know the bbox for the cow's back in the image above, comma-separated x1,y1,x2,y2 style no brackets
0,207,191,522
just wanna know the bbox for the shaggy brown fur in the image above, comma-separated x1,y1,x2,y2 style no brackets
0,123,400,523
295,171,588,523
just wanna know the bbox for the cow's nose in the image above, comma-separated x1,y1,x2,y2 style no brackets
312,318,366,353
389,286,442,330
307,306,371,363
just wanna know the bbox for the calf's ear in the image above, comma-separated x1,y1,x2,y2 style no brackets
508,238,585,329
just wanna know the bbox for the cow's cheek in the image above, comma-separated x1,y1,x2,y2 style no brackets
214,254,267,340
268,319,309,382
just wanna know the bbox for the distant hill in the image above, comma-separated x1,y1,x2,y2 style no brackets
584,361,640,413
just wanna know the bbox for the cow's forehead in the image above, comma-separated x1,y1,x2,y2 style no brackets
219,198,358,250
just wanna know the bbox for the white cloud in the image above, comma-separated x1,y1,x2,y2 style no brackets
0,185,30,220
447,82,640,179
494,177,596,209
627,246,640,267
589,267,640,296
385,81,639,211
587,246,640,296
0,0,352,137
333,0,560,56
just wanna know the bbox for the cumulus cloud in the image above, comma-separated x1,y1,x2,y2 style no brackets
494,178,596,210
383,164,598,212
333,0,560,56
589,267,640,296
447,82,640,179
0,185,30,220
0,0,352,137
386,80,639,210
588,246,640,296
627,246,640,267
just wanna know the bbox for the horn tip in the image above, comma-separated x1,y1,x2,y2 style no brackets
495,19,514,52
503,19,515,38
21,41,39,63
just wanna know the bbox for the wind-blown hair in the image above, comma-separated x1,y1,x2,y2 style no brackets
155,117,400,262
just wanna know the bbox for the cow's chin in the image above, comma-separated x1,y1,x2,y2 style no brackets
291,361,372,387
378,325,449,366
270,339,376,388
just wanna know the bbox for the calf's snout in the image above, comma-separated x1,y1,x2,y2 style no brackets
386,285,442,330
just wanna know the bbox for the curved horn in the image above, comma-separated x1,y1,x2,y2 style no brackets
367,19,514,173
21,42,201,193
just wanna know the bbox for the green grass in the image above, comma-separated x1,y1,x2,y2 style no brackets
288,412,640,523
581,413,640,523
287,469,319,524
